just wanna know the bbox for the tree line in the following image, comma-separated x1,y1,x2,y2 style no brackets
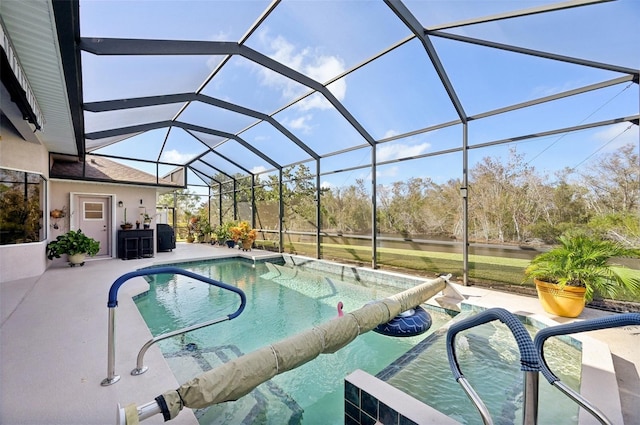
165,143,639,247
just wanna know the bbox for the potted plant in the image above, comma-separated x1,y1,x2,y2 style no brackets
186,216,199,243
230,221,258,251
46,229,100,266
201,220,212,244
215,222,234,248
524,232,640,317
121,208,133,230
143,213,152,229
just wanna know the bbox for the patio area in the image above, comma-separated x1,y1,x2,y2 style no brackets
1,242,638,424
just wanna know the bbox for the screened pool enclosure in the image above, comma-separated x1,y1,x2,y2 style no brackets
49,0,639,285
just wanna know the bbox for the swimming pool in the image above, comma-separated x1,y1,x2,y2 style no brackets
379,312,581,424
135,258,452,424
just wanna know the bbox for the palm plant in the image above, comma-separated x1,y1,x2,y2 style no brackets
524,232,640,302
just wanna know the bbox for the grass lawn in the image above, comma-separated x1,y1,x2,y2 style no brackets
254,240,640,304
280,241,529,285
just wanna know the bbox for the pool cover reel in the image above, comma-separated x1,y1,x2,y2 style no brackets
141,275,449,422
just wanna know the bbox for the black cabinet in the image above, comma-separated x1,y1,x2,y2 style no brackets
118,229,154,260
157,224,176,252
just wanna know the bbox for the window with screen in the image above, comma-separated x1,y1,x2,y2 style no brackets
0,168,46,244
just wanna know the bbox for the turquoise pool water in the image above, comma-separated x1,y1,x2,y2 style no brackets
135,258,451,424
136,258,581,424
380,314,581,424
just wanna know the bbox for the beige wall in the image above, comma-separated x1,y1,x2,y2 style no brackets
49,181,158,256
1,122,159,282
50,182,157,232
0,122,49,283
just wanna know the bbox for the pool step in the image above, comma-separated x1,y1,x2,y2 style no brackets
164,344,303,424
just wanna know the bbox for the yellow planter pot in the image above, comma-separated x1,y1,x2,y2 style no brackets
534,278,586,318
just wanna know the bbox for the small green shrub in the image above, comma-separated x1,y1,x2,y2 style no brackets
215,221,235,242
46,229,100,260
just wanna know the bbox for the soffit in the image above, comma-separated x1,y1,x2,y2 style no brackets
0,0,76,154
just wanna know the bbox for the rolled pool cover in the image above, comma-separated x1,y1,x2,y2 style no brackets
152,275,448,421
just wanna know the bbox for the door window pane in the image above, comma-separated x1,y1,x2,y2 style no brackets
84,202,104,220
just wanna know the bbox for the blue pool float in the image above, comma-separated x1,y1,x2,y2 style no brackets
373,305,432,337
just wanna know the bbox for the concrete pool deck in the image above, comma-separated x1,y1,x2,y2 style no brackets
1,242,638,424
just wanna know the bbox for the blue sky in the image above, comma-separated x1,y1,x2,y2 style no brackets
80,0,639,196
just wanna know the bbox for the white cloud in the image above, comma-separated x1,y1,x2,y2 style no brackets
531,81,579,98
161,149,193,164
382,129,399,139
297,56,347,111
251,165,268,174
209,29,232,42
298,93,331,111
321,180,334,189
377,142,431,162
255,29,347,110
283,114,313,133
251,166,271,183
592,122,639,151
269,34,305,69
250,32,308,101
376,166,399,178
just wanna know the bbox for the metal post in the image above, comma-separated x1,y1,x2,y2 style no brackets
208,185,212,228
117,401,162,425
218,182,223,226
131,315,230,376
101,267,246,387
522,371,539,424
233,179,237,221
462,123,469,286
172,191,177,230
278,168,284,253
316,158,321,259
371,146,377,269
459,378,493,425
101,307,120,386
251,175,256,230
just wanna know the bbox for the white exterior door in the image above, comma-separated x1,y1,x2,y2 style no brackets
78,196,111,256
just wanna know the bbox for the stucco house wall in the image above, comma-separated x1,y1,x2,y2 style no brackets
1,121,160,282
49,181,158,262
0,122,50,283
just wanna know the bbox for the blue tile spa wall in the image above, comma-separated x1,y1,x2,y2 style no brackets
345,379,418,425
